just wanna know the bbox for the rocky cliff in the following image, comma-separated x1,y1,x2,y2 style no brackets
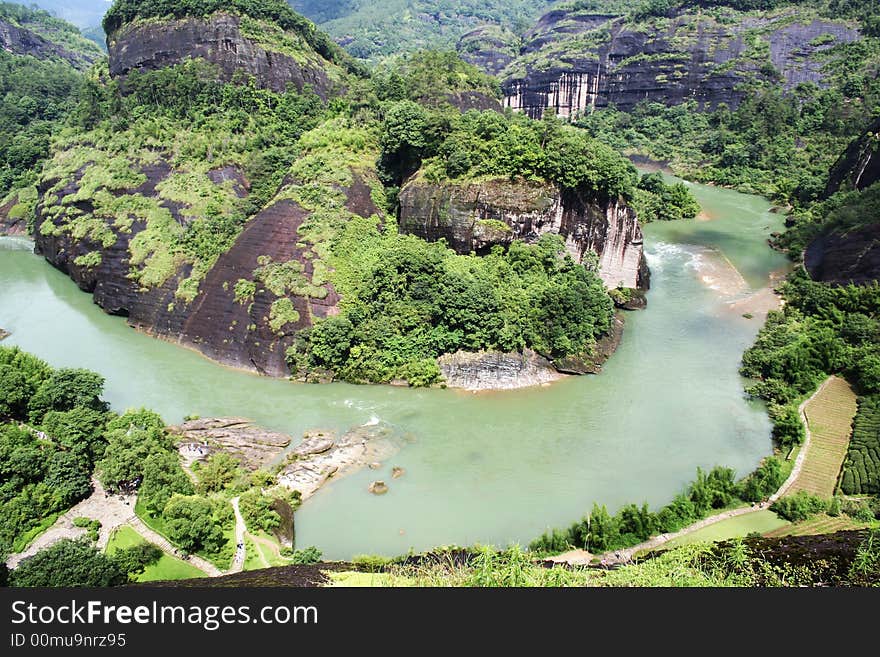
108,12,347,98
34,161,379,376
804,223,880,287
30,8,371,377
824,117,880,197
398,178,647,290
479,6,859,118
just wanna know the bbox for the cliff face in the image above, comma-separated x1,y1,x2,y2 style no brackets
804,223,880,288
398,178,646,290
824,117,880,197
492,8,858,118
34,162,378,376
108,13,345,98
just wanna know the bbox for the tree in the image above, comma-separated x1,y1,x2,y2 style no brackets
44,451,92,508
41,407,107,463
584,503,619,552
0,366,34,421
195,453,243,494
139,452,194,515
110,542,163,580
162,495,226,554
10,539,127,587
27,368,107,423
97,425,171,491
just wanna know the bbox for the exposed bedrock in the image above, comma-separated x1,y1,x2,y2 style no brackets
493,9,859,118
32,164,381,376
398,178,647,290
805,223,880,287
108,13,342,98
824,117,880,197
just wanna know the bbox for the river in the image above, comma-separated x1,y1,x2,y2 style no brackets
0,177,791,560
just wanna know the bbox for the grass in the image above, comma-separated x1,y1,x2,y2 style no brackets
106,525,206,582
789,377,858,498
659,510,790,550
763,513,869,538
326,571,414,587
11,512,61,553
243,535,267,571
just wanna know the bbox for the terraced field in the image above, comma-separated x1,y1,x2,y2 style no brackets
788,377,858,498
763,514,866,538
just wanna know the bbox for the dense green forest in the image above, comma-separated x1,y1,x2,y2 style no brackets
0,2,101,207
291,0,555,61
0,345,303,585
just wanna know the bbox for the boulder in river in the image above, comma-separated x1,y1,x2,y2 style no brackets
368,481,389,495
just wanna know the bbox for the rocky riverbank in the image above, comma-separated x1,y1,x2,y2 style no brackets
440,312,627,391
171,417,401,502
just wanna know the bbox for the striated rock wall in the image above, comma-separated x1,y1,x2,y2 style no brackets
398,178,646,289
108,13,343,98
495,9,859,118
33,161,379,376
438,349,562,391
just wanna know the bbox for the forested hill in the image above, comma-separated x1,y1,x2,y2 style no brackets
0,2,103,68
289,0,558,61
0,3,104,227
17,0,683,389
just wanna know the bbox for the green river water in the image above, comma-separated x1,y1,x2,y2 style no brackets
0,177,790,559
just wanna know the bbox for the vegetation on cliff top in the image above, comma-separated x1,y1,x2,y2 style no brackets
0,2,104,63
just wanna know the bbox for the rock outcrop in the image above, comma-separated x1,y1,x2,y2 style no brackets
108,12,346,98
457,25,519,77
824,117,880,197
438,349,563,391
172,417,292,471
805,223,880,287
33,164,373,376
491,7,859,118
398,178,647,289
0,194,28,236
279,424,400,501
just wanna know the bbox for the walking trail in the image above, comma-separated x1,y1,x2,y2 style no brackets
551,376,842,567
230,496,246,574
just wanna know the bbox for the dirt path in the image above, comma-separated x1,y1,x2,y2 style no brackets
553,377,840,567
229,497,246,574
6,479,136,569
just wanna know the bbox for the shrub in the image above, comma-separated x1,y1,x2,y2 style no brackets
770,491,829,522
